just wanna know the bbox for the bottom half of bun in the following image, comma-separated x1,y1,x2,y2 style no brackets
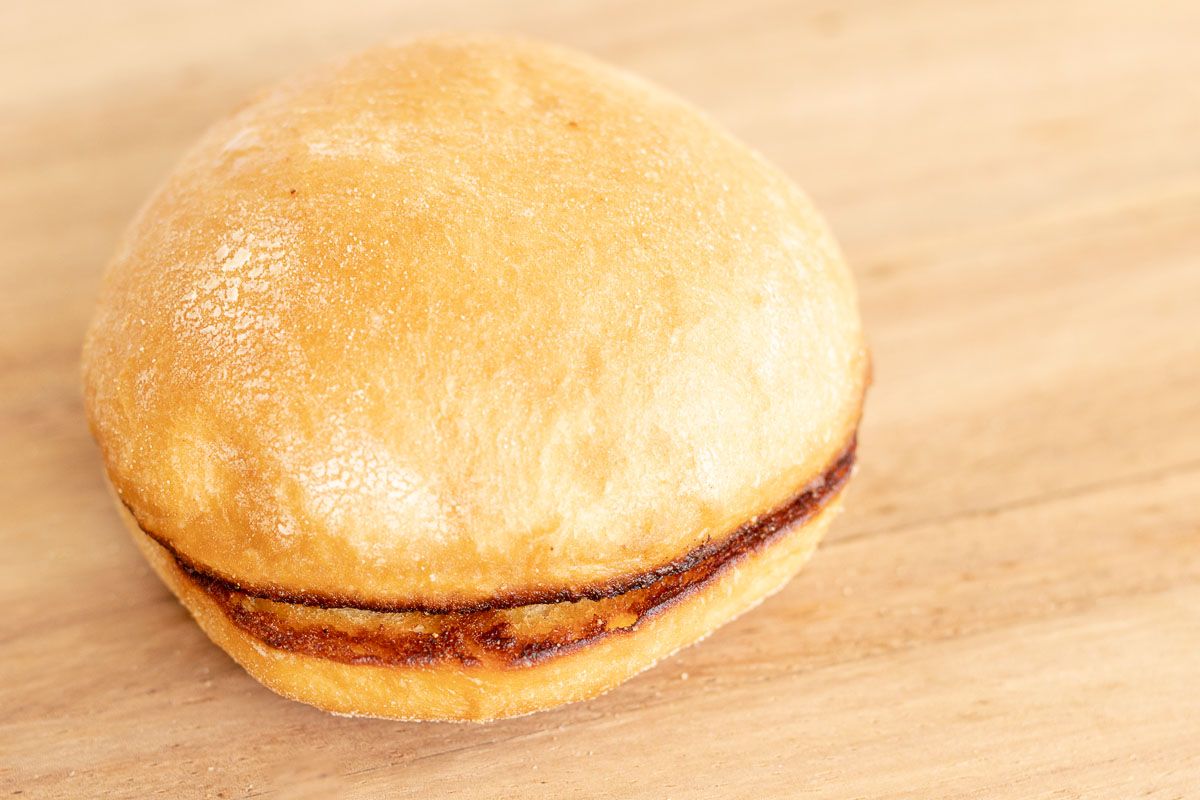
117,482,845,722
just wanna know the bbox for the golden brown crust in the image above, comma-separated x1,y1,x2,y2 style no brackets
83,34,868,609
134,436,855,615
165,438,853,673
121,485,844,721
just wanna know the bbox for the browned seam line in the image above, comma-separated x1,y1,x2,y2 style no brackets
514,459,853,667
173,445,854,669
128,434,856,615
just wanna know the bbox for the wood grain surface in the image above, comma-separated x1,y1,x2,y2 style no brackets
3,1,1198,797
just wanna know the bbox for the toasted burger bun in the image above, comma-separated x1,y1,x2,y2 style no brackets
83,34,868,720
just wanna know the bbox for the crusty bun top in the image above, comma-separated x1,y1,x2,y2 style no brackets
83,34,867,610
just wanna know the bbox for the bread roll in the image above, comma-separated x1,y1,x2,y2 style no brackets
83,34,868,720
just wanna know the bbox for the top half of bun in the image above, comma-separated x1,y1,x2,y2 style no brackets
82,34,868,611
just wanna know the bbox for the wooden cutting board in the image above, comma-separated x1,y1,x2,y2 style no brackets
3,1,1198,797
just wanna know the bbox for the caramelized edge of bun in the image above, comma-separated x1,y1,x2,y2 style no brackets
122,486,845,721
125,436,855,616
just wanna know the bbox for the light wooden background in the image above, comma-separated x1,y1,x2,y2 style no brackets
3,1,1198,797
